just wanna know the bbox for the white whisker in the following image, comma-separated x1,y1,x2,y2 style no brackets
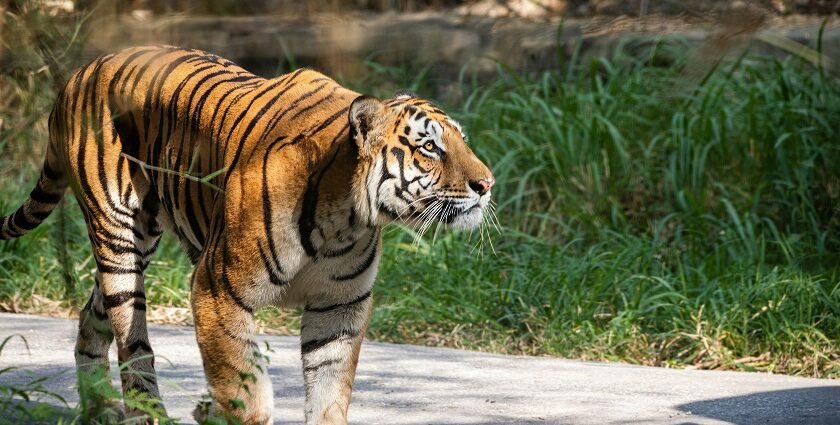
413,200,441,246
396,194,438,222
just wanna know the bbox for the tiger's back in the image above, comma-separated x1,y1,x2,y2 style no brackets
53,46,358,260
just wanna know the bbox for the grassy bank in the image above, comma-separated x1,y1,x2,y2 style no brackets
2,31,839,379
368,45,840,377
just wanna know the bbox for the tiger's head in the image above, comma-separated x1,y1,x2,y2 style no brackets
349,91,494,231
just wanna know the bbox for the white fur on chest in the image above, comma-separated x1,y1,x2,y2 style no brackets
265,201,380,309
281,234,380,308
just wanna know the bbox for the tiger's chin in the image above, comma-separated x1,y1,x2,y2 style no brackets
438,197,491,231
447,207,486,230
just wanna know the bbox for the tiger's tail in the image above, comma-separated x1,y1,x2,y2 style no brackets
1,138,68,240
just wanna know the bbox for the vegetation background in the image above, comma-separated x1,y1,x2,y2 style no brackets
0,0,838,400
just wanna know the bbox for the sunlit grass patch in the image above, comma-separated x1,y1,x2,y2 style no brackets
369,43,840,377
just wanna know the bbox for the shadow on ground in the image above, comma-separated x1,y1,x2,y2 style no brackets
676,386,840,425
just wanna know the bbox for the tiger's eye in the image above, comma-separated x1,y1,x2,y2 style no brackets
424,142,435,151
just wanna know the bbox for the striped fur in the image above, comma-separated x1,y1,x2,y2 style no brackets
0,46,493,424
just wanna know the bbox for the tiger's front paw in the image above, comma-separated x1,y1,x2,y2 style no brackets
193,397,271,425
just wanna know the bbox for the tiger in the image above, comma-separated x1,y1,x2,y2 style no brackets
0,45,494,424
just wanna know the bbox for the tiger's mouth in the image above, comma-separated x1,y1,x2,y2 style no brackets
402,192,490,233
445,198,489,230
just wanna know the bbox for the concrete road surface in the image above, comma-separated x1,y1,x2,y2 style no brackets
0,313,837,424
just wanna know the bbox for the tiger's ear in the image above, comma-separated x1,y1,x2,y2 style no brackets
349,95,385,155
393,89,418,100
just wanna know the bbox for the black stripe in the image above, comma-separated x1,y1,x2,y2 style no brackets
222,69,307,184
125,373,157,388
95,234,144,257
113,108,141,184
219,237,254,313
258,243,288,286
332,231,379,281
103,290,145,309
191,75,259,226
375,147,395,207
254,136,314,274
301,329,358,354
141,50,196,145
210,79,263,151
93,224,141,248
94,99,134,221
261,79,332,137
290,86,341,121
305,290,371,313
117,48,159,99
183,242,202,265
146,55,200,210
298,142,345,257
305,106,350,139
109,48,158,97
11,210,39,231
83,292,109,321
320,241,357,258
217,69,304,161
164,64,217,217
76,350,104,359
260,137,290,279
96,263,143,275
177,72,248,244
42,162,62,181
125,339,152,354
143,237,162,258
74,58,135,232
303,359,340,374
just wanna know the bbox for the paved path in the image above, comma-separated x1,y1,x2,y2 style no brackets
0,313,837,424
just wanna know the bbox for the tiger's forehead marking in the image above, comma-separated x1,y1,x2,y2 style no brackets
405,108,442,145
390,99,467,148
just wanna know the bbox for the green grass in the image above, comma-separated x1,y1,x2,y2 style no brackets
366,40,840,376
1,10,839,384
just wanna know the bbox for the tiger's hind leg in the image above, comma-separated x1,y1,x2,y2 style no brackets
75,275,121,422
76,194,166,422
76,276,114,372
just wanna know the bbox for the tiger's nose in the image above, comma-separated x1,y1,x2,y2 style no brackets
468,178,494,196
